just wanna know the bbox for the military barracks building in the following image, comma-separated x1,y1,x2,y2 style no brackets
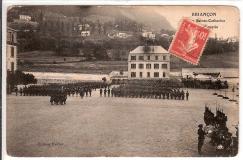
6,27,18,73
128,45,170,79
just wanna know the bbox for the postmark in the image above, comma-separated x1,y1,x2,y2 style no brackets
169,18,210,65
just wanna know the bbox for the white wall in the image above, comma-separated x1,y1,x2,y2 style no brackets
128,53,170,79
6,44,17,72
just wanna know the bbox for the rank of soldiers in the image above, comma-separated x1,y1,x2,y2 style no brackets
99,79,189,100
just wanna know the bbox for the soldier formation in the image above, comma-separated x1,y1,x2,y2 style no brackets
50,93,67,105
15,82,108,105
105,87,189,100
97,79,189,100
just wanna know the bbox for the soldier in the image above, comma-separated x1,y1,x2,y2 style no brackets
104,88,107,97
88,88,92,97
85,88,88,97
80,89,84,99
198,124,206,155
108,88,110,97
20,88,23,96
100,88,103,97
111,88,114,97
162,91,165,99
14,87,18,96
170,91,173,99
166,91,169,99
186,90,189,100
181,90,185,100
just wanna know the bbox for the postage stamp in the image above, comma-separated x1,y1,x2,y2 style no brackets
169,18,210,65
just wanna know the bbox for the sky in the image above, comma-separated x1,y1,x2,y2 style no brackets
154,6,239,39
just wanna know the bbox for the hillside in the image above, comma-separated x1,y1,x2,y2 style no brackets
7,6,174,32
17,51,239,74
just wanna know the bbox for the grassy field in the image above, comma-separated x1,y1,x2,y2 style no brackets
18,51,239,74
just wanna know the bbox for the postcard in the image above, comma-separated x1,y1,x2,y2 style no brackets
3,5,239,157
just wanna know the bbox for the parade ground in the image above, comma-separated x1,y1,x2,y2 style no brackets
6,89,239,157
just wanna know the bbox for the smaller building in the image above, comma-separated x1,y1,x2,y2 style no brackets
19,15,31,21
78,24,90,31
109,71,128,84
142,31,156,40
81,31,90,37
24,72,109,84
181,68,239,81
6,27,17,73
117,32,128,38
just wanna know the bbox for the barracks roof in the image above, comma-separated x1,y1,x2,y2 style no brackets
130,46,168,54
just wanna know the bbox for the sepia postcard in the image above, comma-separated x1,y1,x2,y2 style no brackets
2,5,240,157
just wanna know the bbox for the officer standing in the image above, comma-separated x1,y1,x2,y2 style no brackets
198,124,206,155
186,90,189,100
88,88,92,97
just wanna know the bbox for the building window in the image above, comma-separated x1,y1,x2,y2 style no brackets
163,72,166,77
154,63,159,69
139,72,143,78
139,64,144,69
7,32,11,42
163,55,166,60
131,56,136,60
12,34,14,43
11,62,14,72
154,72,159,78
147,72,150,78
146,63,151,69
139,56,144,60
11,47,14,58
162,64,168,69
147,56,150,60
155,56,158,60
131,72,136,78
131,64,136,69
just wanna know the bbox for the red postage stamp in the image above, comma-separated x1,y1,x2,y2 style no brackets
169,18,210,65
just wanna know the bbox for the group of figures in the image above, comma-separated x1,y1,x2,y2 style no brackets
50,93,67,105
182,78,228,89
14,82,109,106
197,106,238,156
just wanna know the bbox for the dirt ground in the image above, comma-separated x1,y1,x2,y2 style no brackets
6,89,239,157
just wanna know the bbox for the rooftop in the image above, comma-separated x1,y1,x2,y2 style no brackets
130,46,168,54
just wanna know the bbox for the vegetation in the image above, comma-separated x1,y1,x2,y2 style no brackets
7,70,37,93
